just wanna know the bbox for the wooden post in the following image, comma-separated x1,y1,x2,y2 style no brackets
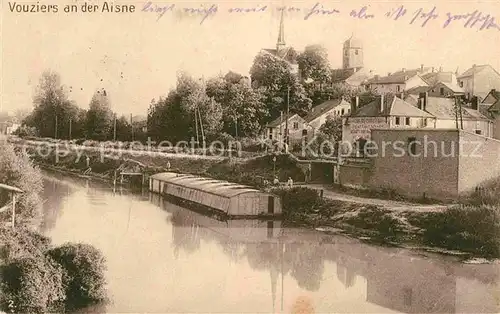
11,192,16,229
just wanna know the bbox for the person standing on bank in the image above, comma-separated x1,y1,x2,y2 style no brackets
305,164,312,183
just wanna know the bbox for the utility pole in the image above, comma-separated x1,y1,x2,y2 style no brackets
198,107,205,148
130,113,134,141
454,96,459,129
54,115,58,139
284,87,290,147
113,114,117,141
459,98,464,129
194,108,199,145
69,118,72,140
234,115,238,139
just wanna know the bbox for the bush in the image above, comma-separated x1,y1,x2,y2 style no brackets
46,243,107,310
0,227,51,262
273,187,322,217
0,257,65,314
409,205,500,256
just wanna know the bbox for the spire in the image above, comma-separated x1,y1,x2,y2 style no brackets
276,9,286,52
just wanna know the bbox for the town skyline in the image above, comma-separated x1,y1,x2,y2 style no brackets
2,0,500,115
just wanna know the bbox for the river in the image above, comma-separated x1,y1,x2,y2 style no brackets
39,171,500,313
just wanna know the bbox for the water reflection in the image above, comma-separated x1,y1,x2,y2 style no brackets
42,175,500,313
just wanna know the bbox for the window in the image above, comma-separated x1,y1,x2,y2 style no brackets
395,117,401,125
475,129,482,135
341,109,345,115
269,133,273,139
397,85,401,92
405,117,410,125
460,81,464,88
408,137,417,156
355,49,359,55
293,122,299,130
302,129,308,136
440,87,444,95
423,118,428,127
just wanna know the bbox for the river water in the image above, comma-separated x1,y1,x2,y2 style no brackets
40,172,500,313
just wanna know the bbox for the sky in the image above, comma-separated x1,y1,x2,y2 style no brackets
1,0,500,115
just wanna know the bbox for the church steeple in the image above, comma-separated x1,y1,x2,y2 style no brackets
276,9,286,52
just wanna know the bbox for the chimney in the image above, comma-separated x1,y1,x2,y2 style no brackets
420,64,424,72
387,72,392,76
432,67,435,73
418,92,428,111
471,96,478,110
439,66,443,72
379,94,384,113
492,89,497,95
402,68,406,73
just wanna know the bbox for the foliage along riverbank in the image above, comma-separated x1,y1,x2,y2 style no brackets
0,141,107,313
275,187,500,259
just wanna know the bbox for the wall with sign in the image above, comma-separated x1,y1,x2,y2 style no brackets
342,117,389,143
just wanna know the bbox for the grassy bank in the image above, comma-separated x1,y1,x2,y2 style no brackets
275,187,500,258
21,144,306,189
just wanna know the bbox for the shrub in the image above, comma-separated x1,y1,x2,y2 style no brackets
0,227,51,262
410,205,500,257
0,257,65,314
46,243,107,310
273,187,322,217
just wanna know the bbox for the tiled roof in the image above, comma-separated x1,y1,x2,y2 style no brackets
267,113,302,128
439,81,464,93
303,99,349,122
425,97,489,121
352,95,433,118
262,47,297,64
331,68,356,83
421,72,454,85
403,94,419,106
365,69,422,84
406,86,431,95
457,65,489,78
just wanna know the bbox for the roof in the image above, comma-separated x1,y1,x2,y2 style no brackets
365,69,424,85
484,90,500,112
352,95,433,118
267,113,302,128
437,81,464,93
421,71,455,85
262,47,297,64
303,99,349,122
343,35,363,48
425,97,490,121
457,65,489,78
406,86,430,95
331,68,356,83
150,172,262,198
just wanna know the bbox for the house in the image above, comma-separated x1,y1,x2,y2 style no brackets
481,89,500,139
264,113,308,144
363,67,429,93
421,69,456,85
416,93,493,137
303,98,351,136
457,64,500,100
427,81,465,98
259,9,299,75
342,94,435,143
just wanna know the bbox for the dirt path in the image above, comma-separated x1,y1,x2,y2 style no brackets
299,184,448,212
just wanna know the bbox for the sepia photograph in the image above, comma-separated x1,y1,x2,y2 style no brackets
1,0,500,312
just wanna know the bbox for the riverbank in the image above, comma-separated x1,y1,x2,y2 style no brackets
275,187,500,259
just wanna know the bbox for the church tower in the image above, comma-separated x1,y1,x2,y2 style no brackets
276,9,286,53
342,35,363,70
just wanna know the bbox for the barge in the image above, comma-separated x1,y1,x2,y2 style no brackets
149,172,282,218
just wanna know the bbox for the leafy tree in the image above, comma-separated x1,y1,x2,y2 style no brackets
206,76,268,137
85,89,113,141
319,116,343,142
297,45,331,83
25,71,81,139
250,53,312,121
147,72,223,143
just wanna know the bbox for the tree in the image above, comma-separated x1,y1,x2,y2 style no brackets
26,71,81,139
206,75,268,138
250,53,312,121
85,89,113,141
319,116,343,142
297,45,331,83
147,72,223,143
